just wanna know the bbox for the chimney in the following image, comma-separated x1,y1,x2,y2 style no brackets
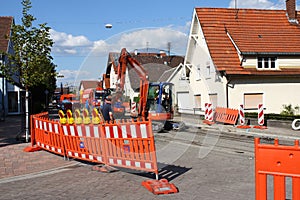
286,0,298,23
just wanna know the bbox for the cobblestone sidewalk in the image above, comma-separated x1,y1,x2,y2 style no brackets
0,115,77,179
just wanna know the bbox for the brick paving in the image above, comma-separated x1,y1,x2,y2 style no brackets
0,115,76,179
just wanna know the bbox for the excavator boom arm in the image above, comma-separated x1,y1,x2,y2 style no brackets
116,48,149,118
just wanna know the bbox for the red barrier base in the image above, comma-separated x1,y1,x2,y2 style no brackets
203,120,215,125
237,125,251,129
142,179,178,195
23,146,42,152
253,125,268,129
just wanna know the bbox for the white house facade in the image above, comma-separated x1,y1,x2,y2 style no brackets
174,0,300,115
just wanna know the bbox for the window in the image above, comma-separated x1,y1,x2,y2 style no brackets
206,65,211,77
209,94,217,108
257,57,277,69
244,93,263,110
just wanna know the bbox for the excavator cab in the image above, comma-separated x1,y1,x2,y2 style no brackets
146,82,173,121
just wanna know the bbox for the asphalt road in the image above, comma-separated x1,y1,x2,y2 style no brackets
0,126,261,200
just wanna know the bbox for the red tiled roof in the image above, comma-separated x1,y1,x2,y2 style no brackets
0,16,13,52
196,8,300,75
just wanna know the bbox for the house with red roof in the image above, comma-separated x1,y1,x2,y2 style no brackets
0,16,23,117
104,49,184,101
173,0,300,115
78,80,103,91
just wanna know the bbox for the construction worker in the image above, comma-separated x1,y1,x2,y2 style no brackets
148,86,159,111
148,86,159,100
102,95,114,123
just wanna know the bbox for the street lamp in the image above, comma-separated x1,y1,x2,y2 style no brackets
57,74,64,78
105,23,112,29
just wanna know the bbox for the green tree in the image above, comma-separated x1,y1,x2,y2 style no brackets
0,0,56,141
280,104,300,116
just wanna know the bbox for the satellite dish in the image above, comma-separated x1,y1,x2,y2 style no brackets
105,23,112,29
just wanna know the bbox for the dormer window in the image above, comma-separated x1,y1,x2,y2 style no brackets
257,57,277,70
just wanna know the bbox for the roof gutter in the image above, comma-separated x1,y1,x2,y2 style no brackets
241,52,300,56
226,30,242,55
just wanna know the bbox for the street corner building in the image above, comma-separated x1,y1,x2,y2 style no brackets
173,0,300,115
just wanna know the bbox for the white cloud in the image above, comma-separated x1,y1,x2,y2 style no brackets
117,28,187,54
91,39,114,55
229,0,285,9
51,27,188,86
63,49,77,54
50,29,93,55
174,21,192,35
51,27,187,57
91,28,187,56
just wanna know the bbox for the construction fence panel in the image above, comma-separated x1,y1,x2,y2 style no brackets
255,138,300,200
29,112,159,179
214,107,239,125
32,116,65,156
61,124,106,164
102,119,158,176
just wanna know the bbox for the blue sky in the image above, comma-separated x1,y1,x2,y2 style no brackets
0,0,294,86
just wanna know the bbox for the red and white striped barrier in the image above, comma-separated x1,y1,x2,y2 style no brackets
203,103,214,125
253,103,267,129
237,104,251,129
131,102,137,116
204,103,208,120
239,104,245,125
205,103,213,121
257,104,264,125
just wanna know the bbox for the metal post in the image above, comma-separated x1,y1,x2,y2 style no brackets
25,89,29,142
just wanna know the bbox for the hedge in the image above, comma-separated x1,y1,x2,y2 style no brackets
245,112,299,121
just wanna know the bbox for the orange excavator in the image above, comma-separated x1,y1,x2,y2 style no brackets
115,48,174,131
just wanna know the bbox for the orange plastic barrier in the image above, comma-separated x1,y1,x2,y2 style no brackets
28,112,158,177
103,119,158,178
61,124,106,163
255,138,300,200
214,107,239,125
60,118,158,178
26,111,176,194
26,114,65,156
